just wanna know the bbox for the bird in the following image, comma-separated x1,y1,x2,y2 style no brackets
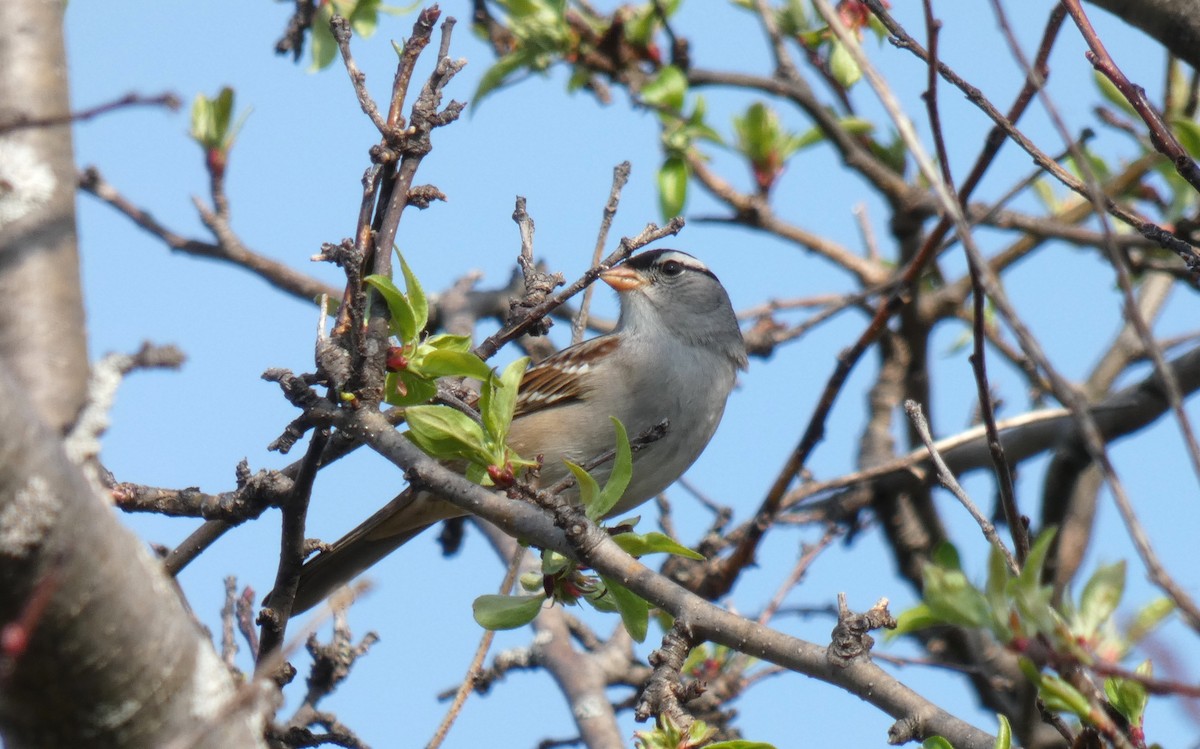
289,249,747,613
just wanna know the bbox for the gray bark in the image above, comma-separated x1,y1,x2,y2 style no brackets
0,0,89,433
0,2,269,746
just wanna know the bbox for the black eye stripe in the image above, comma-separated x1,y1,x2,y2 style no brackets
623,249,717,281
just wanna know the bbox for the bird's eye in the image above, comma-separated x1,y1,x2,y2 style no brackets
660,260,684,277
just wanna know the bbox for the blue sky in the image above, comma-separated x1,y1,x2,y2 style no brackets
64,2,1200,747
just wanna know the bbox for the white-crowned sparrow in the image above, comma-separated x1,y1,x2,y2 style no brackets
291,249,747,612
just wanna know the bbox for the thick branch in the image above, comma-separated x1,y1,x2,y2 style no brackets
0,0,88,431
315,403,998,749
0,360,267,747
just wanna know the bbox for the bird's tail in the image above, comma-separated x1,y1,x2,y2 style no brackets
287,489,463,614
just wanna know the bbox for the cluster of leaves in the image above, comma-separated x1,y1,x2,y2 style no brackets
472,419,705,642
731,0,882,88
308,0,415,72
748,0,910,175
395,0,906,221
639,65,721,219
642,62,890,216
634,714,775,749
1034,72,1200,227
640,0,907,217
895,531,1173,743
365,253,536,485
474,0,678,106
189,87,249,175
475,0,576,105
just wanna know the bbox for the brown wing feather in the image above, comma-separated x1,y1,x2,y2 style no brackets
514,336,620,416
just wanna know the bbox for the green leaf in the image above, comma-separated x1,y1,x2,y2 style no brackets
984,545,1014,639
612,531,704,560
829,40,861,88
1104,662,1149,726
1172,117,1200,159
1019,528,1057,590
867,13,889,42
348,0,381,37
994,714,1012,749
600,576,649,642
734,102,772,162
540,549,573,577
611,514,642,529
985,544,1010,604
473,49,533,109
1008,531,1059,637
190,87,242,151
889,602,940,638
876,130,909,176
922,565,990,628
396,250,429,331
427,333,472,352
405,404,490,464
384,370,438,407
364,274,418,341
641,65,687,111
624,0,680,45
419,350,494,381
1126,597,1174,645
1037,673,1091,718
1077,560,1125,636
585,585,619,612
931,541,962,571
657,156,689,221
687,96,724,145
586,417,632,521
211,88,234,136
189,97,218,150
921,738,954,749
775,0,808,36
1093,70,1138,118
1067,145,1111,182
309,3,338,71
1031,177,1060,212
565,461,601,512
566,67,591,93
793,125,827,151
481,357,529,444
838,116,876,137
472,593,545,630
427,335,471,353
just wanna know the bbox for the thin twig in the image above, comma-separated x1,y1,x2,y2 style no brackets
426,548,525,749
864,0,1200,271
994,0,1200,499
0,91,180,134
221,577,239,669
473,218,685,360
330,14,389,134
918,0,1026,562
905,402,1018,574
756,526,841,626
257,427,331,670
573,162,630,345
78,167,339,303
982,0,1200,633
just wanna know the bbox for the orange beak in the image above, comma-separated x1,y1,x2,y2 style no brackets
600,265,645,291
